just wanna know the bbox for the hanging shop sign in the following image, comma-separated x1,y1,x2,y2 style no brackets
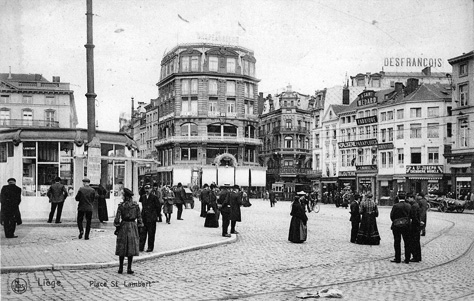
356,116,378,125
339,171,356,177
406,165,443,174
378,143,394,150
356,165,378,171
338,139,377,149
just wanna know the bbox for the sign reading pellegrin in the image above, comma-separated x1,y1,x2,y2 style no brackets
406,165,443,174
338,139,378,149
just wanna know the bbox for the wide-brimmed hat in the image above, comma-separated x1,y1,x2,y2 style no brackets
123,188,134,197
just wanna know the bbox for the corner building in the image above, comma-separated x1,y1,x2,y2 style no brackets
154,43,265,188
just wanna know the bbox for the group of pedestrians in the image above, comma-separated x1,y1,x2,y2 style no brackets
390,192,427,264
199,183,244,237
349,192,381,245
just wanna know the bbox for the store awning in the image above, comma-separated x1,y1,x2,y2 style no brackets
218,167,234,186
235,167,250,186
456,177,472,182
251,169,266,187
408,175,443,180
173,167,192,186
202,167,217,186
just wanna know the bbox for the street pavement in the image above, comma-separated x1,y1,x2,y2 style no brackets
1,199,474,300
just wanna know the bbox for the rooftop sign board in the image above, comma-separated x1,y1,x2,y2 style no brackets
357,91,377,107
406,165,443,174
384,57,443,68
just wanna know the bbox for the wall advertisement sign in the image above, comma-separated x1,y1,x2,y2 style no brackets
338,139,377,149
406,165,443,174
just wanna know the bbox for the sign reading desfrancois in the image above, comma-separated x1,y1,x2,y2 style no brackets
406,165,443,174
384,57,443,68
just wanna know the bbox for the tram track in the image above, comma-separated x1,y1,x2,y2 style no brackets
203,216,474,301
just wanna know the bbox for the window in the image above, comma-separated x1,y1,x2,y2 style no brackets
23,110,33,126
358,149,364,165
427,123,439,138
397,148,404,164
191,79,198,94
372,78,380,87
0,95,9,104
411,147,422,164
447,122,452,137
23,95,33,104
410,123,422,138
226,99,236,114
209,56,218,72
381,112,386,121
459,119,469,147
381,129,386,142
341,150,346,167
181,98,189,113
226,58,236,73
45,96,56,105
286,120,292,129
45,110,55,127
0,109,10,126
346,150,352,167
365,126,370,139
428,107,439,117
428,147,439,164
181,148,198,160
360,127,365,139
191,56,199,71
285,136,293,148
372,125,377,138
209,79,217,95
357,78,364,86
459,84,469,106
388,151,393,167
190,97,198,114
381,152,387,168
244,100,254,115
396,125,404,139
410,108,422,118
315,134,320,148
181,56,189,72
346,116,351,123
341,117,345,124
226,81,235,96
397,109,404,119
459,63,468,76
181,79,189,94
388,128,393,141
387,111,394,120
341,129,346,142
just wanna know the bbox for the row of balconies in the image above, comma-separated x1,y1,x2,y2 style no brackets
267,167,322,175
258,126,309,137
154,135,262,147
0,119,59,128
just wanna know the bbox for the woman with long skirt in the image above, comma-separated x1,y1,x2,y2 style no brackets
288,194,308,243
114,188,143,274
356,193,381,245
204,184,219,228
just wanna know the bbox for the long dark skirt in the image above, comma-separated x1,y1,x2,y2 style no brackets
115,221,140,256
356,214,380,245
288,217,307,243
98,198,108,222
204,212,219,228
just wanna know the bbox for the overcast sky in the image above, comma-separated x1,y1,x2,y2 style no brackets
1,0,473,131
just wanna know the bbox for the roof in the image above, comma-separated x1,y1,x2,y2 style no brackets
382,71,447,78
378,83,451,106
0,73,71,93
448,51,474,64
0,73,49,82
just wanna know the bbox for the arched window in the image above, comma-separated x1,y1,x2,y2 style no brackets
181,123,198,136
285,136,293,148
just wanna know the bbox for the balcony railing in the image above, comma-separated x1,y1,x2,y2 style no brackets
267,167,315,175
273,126,309,134
154,135,262,147
0,119,59,128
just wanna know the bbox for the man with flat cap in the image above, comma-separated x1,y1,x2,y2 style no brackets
47,176,68,223
139,184,161,252
75,178,98,240
1,178,22,238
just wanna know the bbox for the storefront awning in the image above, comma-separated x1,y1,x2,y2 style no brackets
235,167,250,186
202,167,217,186
456,177,472,182
218,167,234,186
408,176,443,180
173,167,192,186
251,168,266,187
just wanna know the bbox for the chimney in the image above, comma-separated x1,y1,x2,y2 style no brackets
342,86,350,105
422,67,431,76
405,78,419,95
257,92,265,115
394,82,404,94
52,76,60,82
8,66,12,79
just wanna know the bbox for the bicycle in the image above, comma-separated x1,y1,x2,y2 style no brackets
308,197,320,213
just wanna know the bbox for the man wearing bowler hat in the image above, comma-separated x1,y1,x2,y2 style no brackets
75,178,98,240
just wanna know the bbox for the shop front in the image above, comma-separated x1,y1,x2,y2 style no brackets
0,128,142,220
355,164,377,197
406,165,444,195
338,171,356,193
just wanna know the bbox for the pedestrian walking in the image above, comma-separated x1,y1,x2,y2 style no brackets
269,189,276,207
288,194,308,243
417,192,428,236
408,193,422,262
152,183,163,222
200,184,211,218
139,184,161,252
114,188,143,274
356,192,381,245
96,184,108,222
229,185,243,234
390,191,411,264
263,190,269,202
47,176,68,224
162,186,174,224
217,184,231,237
0,178,22,238
204,184,219,228
174,183,186,220
349,193,360,243
75,178,97,240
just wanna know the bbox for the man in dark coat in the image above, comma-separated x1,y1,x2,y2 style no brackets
349,193,361,243
200,184,211,217
96,184,108,222
1,178,22,238
408,193,422,262
75,178,98,240
217,185,231,237
390,192,411,264
139,184,161,252
174,183,186,220
228,185,243,234
269,189,276,207
417,192,428,236
47,176,68,223
152,183,163,222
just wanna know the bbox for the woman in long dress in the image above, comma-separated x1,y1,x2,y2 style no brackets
204,184,219,228
356,193,381,245
114,188,143,274
288,195,308,243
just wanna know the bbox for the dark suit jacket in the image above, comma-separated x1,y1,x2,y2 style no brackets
47,182,68,203
140,193,161,223
1,184,22,215
390,201,411,227
349,200,360,222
